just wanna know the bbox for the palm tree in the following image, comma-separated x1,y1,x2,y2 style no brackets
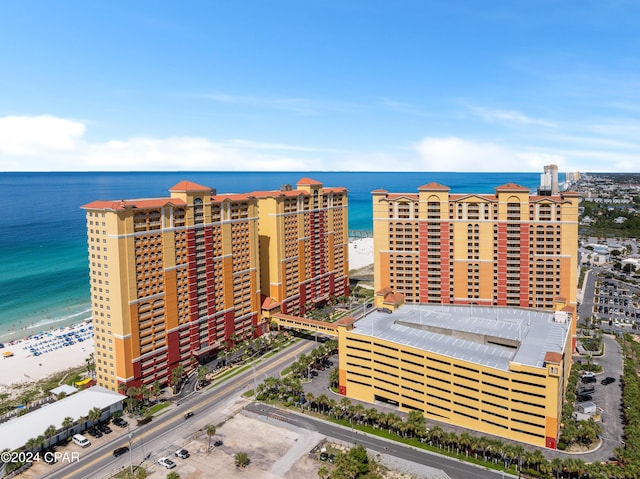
170,364,185,393
151,380,162,403
551,457,564,479
24,437,38,452
62,416,74,439
459,432,473,457
85,353,95,379
196,366,209,386
77,414,88,431
44,424,57,448
88,407,102,426
35,435,46,453
204,424,216,452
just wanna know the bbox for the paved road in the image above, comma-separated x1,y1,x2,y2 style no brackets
42,339,317,479
246,403,516,479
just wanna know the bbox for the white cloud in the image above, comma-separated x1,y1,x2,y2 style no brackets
413,137,564,172
468,105,557,128
0,115,86,155
0,115,321,172
0,114,635,173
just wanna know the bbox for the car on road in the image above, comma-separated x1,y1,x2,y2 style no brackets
113,446,129,457
158,457,176,469
112,417,128,428
175,448,190,459
601,376,616,385
184,411,194,419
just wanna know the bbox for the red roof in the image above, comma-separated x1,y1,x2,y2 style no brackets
296,177,323,186
261,297,281,310
383,293,405,305
81,198,185,211
211,192,257,202
544,352,563,364
418,182,450,191
494,183,531,192
169,180,212,192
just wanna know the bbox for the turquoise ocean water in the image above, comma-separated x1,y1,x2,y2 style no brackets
0,171,541,343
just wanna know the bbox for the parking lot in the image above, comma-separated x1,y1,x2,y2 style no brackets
592,279,639,330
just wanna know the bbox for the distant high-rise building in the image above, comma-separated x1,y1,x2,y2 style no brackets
372,182,580,348
539,164,560,196
82,178,348,391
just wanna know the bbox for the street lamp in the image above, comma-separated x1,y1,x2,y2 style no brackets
128,430,134,474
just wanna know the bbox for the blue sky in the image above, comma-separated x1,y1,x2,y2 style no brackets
1,0,639,172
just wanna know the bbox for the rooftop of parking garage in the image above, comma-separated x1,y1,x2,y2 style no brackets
351,304,571,372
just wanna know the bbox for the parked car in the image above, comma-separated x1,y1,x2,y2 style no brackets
578,385,595,394
87,427,102,438
98,423,112,434
577,394,593,402
113,446,129,457
581,376,597,384
175,448,190,459
72,434,91,448
158,457,176,469
112,417,128,428
601,376,616,385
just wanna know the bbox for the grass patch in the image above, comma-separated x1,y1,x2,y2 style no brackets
243,389,255,398
146,401,170,415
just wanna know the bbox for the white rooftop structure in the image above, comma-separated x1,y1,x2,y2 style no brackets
0,386,125,452
352,304,571,371
49,384,78,397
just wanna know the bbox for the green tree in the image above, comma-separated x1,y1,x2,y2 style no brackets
88,406,102,426
85,353,95,378
317,464,329,479
44,424,57,448
62,416,74,439
170,364,185,393
196,366,209,386
235,451,250,468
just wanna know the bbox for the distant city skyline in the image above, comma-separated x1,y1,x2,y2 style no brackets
1,1,640,172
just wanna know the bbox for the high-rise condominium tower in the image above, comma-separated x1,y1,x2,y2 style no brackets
82,178,348,391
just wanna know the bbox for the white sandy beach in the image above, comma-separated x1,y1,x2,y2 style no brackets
0,323,94,387
348,236,374,270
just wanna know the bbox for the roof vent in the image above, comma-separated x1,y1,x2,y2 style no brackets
553,311,568,323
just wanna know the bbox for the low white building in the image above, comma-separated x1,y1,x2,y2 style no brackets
0,386,125,452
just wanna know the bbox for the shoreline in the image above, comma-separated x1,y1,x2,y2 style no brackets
0,236,373,387
0,305,92,345
0,321,94,388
